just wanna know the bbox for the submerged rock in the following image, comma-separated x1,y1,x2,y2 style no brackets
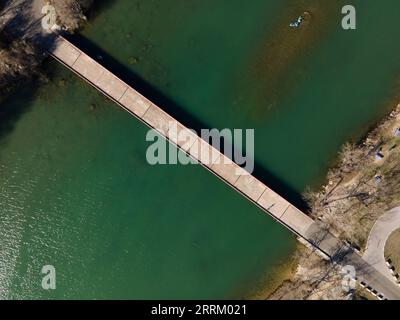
58,78,67,87
128,56,139,65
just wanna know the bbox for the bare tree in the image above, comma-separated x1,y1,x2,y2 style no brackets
0,0,93,97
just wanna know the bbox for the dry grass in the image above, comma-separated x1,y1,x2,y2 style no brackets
0,0,92,98
384,229,400,273
50,0,92,31
268,244,349,300
271,103,400,300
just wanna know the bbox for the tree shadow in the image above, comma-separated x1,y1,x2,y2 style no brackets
85,0,116,21
0,82,39,142
0,0,59,141
1,0,309,211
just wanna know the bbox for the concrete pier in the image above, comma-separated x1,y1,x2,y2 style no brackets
50,36,315,239
49,36,400,300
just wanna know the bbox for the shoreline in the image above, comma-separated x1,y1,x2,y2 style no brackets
247,245,301,300
0,0,93,99
2,0,400,300
268,101,400,300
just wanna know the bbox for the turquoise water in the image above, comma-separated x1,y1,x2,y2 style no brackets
83,0,400,193
0,63,294,299
1,0,400,299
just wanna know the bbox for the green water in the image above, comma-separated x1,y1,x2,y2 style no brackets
82,0,400,194
0,65,294,299
1,0,400,299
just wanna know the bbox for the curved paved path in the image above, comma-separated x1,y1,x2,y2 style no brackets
364,206,400,284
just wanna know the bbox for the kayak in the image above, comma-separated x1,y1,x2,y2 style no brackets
290,15,304,28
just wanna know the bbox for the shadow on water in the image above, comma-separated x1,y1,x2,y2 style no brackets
86,0,116,21
0,0,309,211
0,0,59,143
255,163,308,211
0,83,38,142
65,33,309,212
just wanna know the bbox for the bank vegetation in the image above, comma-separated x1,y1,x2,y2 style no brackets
0,0,92,98
269,103,400,300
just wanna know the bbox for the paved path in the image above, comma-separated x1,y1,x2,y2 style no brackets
364,207,400,284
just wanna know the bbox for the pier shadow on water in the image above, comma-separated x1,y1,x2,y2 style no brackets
86,0,116,21
65,33,309,212
0,85,37,142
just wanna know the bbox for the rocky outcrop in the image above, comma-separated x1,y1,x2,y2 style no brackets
0,0,93,98
50,0,93,31
0,39,40,95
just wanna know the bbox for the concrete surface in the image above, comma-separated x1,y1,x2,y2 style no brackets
364,207,400,285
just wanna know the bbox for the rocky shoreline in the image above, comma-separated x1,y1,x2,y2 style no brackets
2,0,400,301
0,0,92,99
268,103,400,300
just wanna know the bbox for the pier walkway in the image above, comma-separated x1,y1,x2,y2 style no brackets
49,36,400,300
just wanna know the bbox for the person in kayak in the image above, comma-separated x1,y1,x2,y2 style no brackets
289,12,311,28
